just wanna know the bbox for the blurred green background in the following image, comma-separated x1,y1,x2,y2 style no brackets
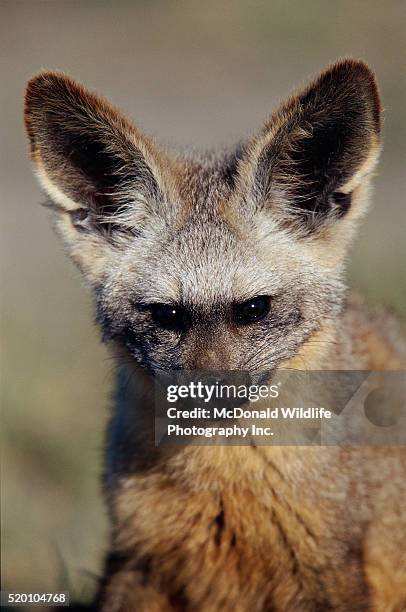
1,0,405,601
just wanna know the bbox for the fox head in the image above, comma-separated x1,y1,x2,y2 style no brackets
25,59,381,377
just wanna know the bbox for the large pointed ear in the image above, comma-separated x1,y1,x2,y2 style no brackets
25,72,173,282
237,59,382,239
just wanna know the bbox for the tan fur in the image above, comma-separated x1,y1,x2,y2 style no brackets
24,60,406,611
96,302,406,612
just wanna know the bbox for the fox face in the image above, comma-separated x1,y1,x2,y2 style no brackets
25,60,381,377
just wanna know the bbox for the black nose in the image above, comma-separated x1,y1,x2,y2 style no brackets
200,375,221,387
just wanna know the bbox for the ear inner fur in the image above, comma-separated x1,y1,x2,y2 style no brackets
233,59,382,234
24,71,175,233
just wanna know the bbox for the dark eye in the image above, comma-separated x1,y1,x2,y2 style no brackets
149,303,191,332
233,295,271,326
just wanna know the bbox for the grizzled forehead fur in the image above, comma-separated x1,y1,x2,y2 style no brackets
99,153,323,308
24,59,382,371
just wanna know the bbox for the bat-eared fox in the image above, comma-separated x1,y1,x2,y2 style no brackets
25,59,406,611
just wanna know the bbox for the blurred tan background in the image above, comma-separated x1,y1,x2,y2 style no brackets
1,0,405,601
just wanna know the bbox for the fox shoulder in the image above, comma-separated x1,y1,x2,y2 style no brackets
344,293,406,368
